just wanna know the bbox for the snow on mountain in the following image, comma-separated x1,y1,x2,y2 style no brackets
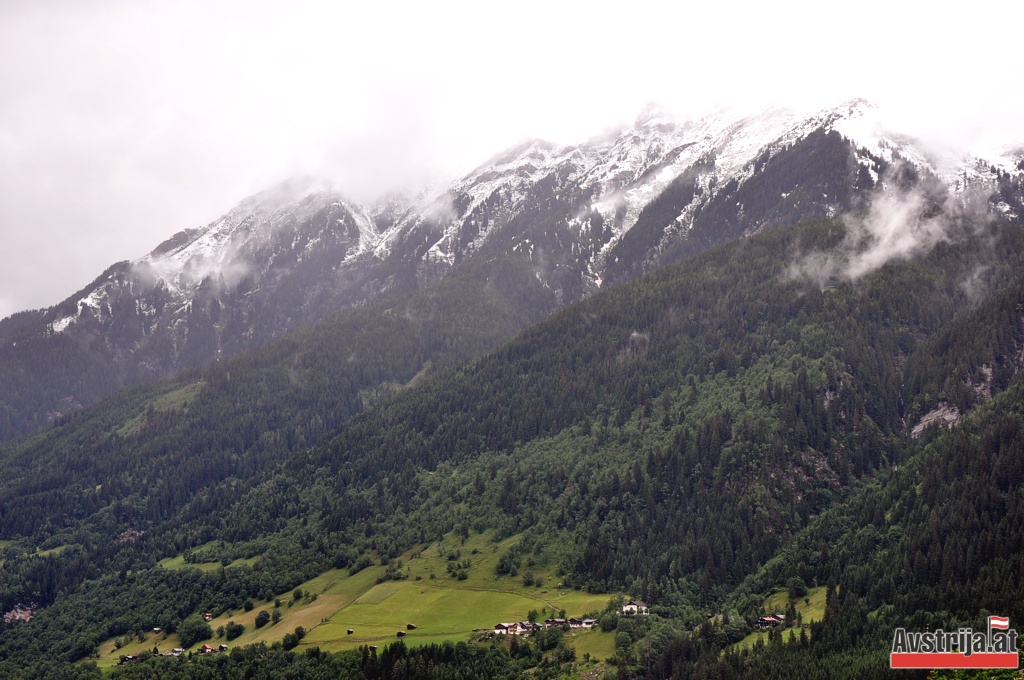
43,98,1023,341
366,97,1021,295
467,103,995,286
48,178,378,336
829,99,1014,190
5,96,1022,443
138,178,376,295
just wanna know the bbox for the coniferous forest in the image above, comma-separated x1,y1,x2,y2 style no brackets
0,201,1023,678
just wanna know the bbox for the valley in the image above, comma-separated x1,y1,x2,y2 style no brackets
89,530,614,671
0,99,1022,678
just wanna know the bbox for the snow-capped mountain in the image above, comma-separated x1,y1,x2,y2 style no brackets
374,97,1022,293
1,98,1021,441
50,179,378,334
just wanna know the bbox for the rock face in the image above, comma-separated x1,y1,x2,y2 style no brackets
911,404,962,438
1,99,1022,441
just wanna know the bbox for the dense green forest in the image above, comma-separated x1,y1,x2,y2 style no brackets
0,206,1022,678
0,255,556,619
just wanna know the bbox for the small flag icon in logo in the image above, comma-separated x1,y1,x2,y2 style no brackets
990,616,1010,630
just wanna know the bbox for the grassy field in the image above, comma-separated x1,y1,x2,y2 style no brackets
0,539,59,568
156,554,221,573
731,585,827,651
302,531,610,653
763,585,826,624
0,539,14,567
567,628,617,662
35,544,73,558
93,629,185,671
734,628,772,650
93,530,615,670
157,546,257,573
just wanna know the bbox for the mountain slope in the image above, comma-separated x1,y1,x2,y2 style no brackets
2,199,1023,677
652,363,1024,679
3,101,1021,443
0,254,556,539
0,181,388,440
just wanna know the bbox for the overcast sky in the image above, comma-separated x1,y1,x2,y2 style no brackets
1,0,1021,319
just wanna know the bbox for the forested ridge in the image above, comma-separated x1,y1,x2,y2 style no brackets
0,256,557,629
0,208,1022,678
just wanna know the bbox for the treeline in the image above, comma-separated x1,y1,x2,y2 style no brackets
106,641,531,680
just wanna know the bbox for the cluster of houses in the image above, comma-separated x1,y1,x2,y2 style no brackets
756,614,786,629
493,617,597,636
117,643,228,665
492,599,649,637
199,643,230,654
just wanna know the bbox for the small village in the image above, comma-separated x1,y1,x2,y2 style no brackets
114,598,653,666
491,600,648,637
116,644,228,666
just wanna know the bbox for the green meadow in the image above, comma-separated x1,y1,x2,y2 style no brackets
157,554,258,573
93,530,613,670
731,585,827,651
302,531,610,652
763,584,826,624
566,628,617,662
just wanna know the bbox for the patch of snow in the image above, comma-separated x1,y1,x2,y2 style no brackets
80,287,108,311
50,315,74,333
832,100,1021,196
137,178,375,298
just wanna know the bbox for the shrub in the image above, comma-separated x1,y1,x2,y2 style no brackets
178,617,212,648
255,610,270,629
282,627,305,650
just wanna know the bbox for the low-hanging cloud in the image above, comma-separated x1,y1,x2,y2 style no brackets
420,194,459,230
787,189,951,287
2,0,1022,319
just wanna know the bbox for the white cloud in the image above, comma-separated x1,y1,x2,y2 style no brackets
1,0,1022,316
787,186,966,287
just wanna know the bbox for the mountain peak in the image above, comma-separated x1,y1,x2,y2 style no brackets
5,97,1021,445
